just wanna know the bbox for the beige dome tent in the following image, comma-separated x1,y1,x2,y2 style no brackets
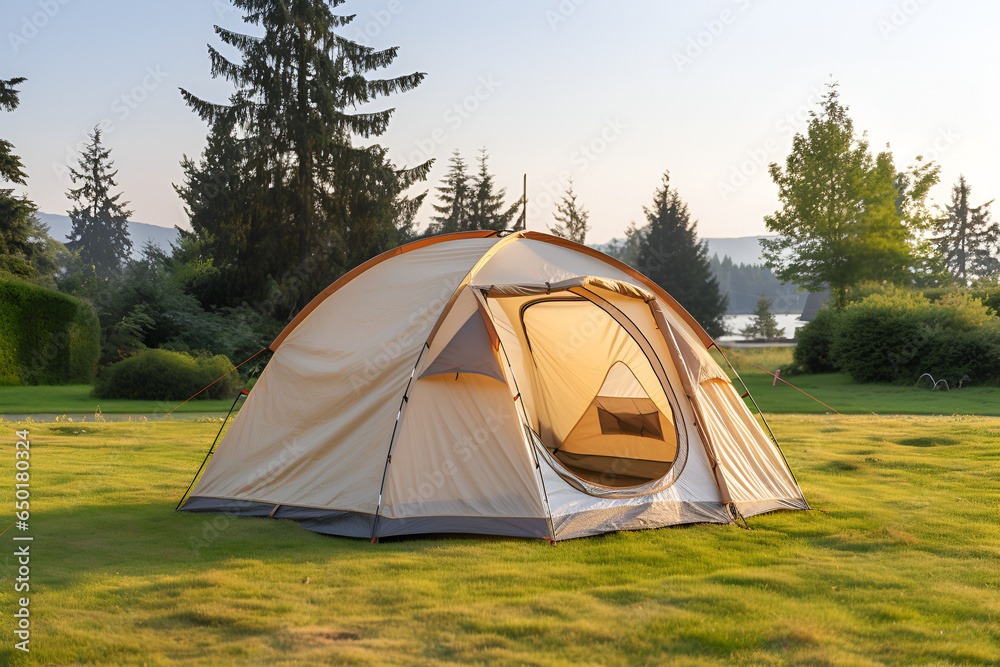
179,230,808,541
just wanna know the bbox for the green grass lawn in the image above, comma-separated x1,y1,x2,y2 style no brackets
0,384,235,415
713,346,1000,416
5,352,1000,419
736,373,1000,416
1,416,997,665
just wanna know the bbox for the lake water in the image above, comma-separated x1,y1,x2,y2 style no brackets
719,313,805,341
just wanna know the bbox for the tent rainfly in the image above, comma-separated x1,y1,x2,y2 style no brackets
179,231,808,541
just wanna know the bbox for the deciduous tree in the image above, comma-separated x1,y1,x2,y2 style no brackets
895,157,945,286
762,83,910,309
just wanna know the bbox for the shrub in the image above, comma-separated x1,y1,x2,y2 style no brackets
0,280,100,385
831,296,928,383
924,286,1000,315
831,287,1000,385
919,325,1000,386
791,307,843,374
92,348,239,401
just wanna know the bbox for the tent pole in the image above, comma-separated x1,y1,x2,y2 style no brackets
175,355,268,511
370,342,429,543
711,343,808,501
522,174,527,231
482,294,557,543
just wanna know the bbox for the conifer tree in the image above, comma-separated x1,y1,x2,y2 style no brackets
428,150,471,234
741,294,782,340
636,172,728,338
393,189,426,245
468,148,520,232
933,175,999,283
179,0,429,308
175,117,257,305
1,76,28,187
0,75,61,284
65,126,133,276
604,221,645,267
0,75,35,275
548,178,590,243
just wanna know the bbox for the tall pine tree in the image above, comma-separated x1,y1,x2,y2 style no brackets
428,150,471,235
175,117,258,306
636,172,728,338
0,75,60,284
179,0,429,310
65,126,133,276
468,148,520,232
1,76,28,187
933,175,998,283
1,75,34,276
548,178,590,243
741,294,782,340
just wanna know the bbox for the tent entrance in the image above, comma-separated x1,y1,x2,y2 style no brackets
515,297,679,489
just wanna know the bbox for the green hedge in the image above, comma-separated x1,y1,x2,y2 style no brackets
792,307,842,374
792,288,1000,385
92,348,239,401
0,280,100,385
923,286,1000,315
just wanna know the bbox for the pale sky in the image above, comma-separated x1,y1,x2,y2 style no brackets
3,0,998,245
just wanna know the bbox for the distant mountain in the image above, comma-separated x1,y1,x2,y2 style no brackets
591,233,803,315
37,212,180,259
592,234,775,268
704,235,776,267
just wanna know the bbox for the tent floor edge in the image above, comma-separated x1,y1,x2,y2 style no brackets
550,500,732,541
180,497,376,539
374,514,550,540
